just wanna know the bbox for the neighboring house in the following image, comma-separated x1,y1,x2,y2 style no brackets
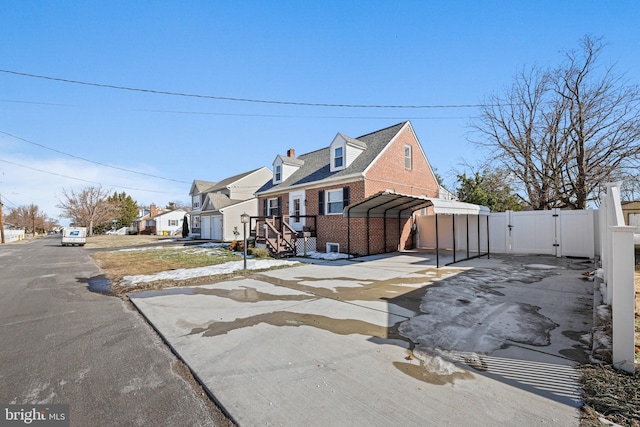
133,204,186,236
254,121,441,257
188,180,216,237
188,167,272,241
621,201,640,229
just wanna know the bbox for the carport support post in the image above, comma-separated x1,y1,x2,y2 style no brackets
477,215,481,257
435,214,440,268
486,215,490,259
466,215,469,259
610,225,636,373
452,214,456,263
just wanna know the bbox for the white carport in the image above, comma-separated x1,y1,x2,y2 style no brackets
344,190,490,267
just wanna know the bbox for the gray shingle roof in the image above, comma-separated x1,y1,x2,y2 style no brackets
191,180,217,195
202,193,240,212
257,122,407,194
207,168,264,192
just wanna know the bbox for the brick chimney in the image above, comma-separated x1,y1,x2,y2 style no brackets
150,203,157,217
287,148,295,158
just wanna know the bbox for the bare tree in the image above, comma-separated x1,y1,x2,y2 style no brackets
6,204,48,235
471,36,640,209
57,186,118,236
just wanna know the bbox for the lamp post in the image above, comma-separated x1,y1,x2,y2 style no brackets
240,212,249,270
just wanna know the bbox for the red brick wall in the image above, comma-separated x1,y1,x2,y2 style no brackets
364,124,439,199
257,124,437,256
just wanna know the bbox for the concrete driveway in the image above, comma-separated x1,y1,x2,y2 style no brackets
130,252,594,426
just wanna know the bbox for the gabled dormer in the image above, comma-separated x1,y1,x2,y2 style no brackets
272,148,304,185
329,133,366,172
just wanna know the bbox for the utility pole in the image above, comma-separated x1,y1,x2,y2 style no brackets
0,193,5,244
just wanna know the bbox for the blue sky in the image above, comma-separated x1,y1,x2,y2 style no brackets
1,1,639,224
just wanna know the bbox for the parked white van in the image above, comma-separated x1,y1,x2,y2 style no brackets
61,227,87,246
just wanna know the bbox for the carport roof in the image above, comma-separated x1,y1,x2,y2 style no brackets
344,190,489,218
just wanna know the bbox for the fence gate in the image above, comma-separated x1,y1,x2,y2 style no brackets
510,210,559,255
487,209,595,258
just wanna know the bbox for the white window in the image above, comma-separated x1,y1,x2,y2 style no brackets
168,219,179,227
404,145,412,170
193,216,200,228
268,198,279,216
334,147,343,168
192,196,200,208
293,198,301,222
326,189,344,214
275,165,282,182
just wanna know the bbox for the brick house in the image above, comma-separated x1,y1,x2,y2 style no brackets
253,121,441,257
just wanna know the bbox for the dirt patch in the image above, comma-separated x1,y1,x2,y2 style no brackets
580,364,640,427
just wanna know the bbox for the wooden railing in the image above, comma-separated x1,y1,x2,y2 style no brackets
251,215,317,257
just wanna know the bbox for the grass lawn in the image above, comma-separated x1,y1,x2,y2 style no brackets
91,243,241,283
84,234,174,249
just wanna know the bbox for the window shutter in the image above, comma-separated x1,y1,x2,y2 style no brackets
277,197,282,216
343,186,350,207
262,199,268,216
318,190,324,215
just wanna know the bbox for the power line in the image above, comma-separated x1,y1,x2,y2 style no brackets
0,69,486,109
0,158,174,194
0,130,190,184
0,193,18,208
0,98,77,107
140,109,471,120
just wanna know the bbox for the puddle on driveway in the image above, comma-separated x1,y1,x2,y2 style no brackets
253,269,461,314
194,287,316,303
188,311,409,342
87,276,113,295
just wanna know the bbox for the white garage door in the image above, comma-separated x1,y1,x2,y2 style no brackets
201,216,211,240
212,216,223,241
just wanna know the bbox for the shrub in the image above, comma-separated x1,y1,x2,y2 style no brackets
229,240,244,252
128,230,138,235
250,248,271,259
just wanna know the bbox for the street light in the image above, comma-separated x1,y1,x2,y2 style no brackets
240,212,249,270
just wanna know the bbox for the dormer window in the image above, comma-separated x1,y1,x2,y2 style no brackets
275,165,282,182
334,147,344,168
330,133,365,172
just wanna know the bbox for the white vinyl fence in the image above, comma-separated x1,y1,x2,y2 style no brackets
416,208,595,258
599,182,636,373
489,209,596,258
2,229,25,243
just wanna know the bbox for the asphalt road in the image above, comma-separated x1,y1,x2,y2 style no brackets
0,235,232,426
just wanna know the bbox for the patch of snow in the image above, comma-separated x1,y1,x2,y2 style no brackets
596,305,611,320
412,346,466,376
305,251,350,261
526,264,559,270
119,259,298,286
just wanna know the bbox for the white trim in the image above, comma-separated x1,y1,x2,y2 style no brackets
257,173,363,196
326,188,345,215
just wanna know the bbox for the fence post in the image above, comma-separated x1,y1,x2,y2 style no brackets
610,225,637,373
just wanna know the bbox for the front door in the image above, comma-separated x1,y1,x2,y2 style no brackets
289,191,306,231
